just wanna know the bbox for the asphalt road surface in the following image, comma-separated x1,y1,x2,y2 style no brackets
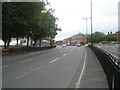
2,46,108,88
96,44,120,61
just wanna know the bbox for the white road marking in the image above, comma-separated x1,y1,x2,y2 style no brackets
29,51,42,55
0,65,8,69
99,46,120,59
110,54,120,59
104,49,120,59
112,47,117,51
69,50,72,52
16,66,42,79
49,58,60,63
19,59,32,63
113,51,120,54
62,53,67,56
4,49,50,62
49,49,73,64
75,48,87,88
103,49,120,59
17,48,74,78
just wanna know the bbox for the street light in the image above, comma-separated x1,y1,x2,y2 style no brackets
82,18,89,43
82,18,88,34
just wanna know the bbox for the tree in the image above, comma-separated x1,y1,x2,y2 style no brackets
2,2,14,48
2,2,61,48
106,35,117,42
41,9,61,46
2,2,45,48
87,32,106,43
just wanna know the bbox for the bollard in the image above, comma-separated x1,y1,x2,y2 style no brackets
2,49,9,55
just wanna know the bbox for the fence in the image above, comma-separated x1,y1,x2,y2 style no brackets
89,45,120,90
13,47,22,52
2,45,56,56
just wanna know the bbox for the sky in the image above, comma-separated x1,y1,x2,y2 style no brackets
48,0,120,41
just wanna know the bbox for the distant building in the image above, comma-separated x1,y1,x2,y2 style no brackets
63,33,87,46
115,30,120,41
107,31,120,42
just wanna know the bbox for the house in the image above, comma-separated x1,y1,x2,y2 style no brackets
63,33,87,46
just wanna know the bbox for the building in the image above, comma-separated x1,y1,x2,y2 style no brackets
115,30,120,41
107,31,120,42
63,33,87,46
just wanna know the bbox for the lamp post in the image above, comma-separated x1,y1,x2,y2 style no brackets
82,18,88,43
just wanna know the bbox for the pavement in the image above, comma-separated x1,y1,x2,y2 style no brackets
2,46,108,88
79,47,108,88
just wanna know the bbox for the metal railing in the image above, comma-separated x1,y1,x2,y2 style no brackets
89,45,120,90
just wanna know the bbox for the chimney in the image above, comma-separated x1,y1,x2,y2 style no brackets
110,32,112,35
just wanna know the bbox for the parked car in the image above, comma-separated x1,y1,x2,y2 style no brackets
76,44,81,47
84,44,89,46
61,44,67,47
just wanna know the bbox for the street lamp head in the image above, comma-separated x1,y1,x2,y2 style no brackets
82,18,88,20
41,11,47,13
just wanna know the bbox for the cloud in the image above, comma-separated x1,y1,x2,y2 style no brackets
49,0,119,40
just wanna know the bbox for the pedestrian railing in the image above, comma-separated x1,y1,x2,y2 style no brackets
89,45,120,90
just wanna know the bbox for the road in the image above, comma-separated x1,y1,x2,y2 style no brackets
2,46,108,88
96,44,120,62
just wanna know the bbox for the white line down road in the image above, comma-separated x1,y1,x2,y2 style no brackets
49,58,60,63
16,66,43,79
0,65,8,69
19,58,32,63
75,48,87,88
